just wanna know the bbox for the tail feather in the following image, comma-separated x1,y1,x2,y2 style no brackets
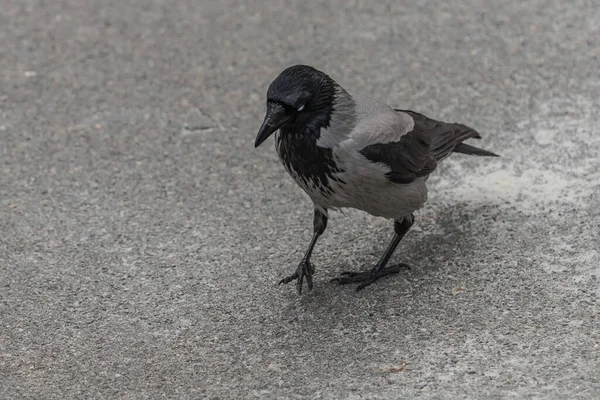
451,123,482,140
453,143,499,157
395,109,499,159
450,123,499,157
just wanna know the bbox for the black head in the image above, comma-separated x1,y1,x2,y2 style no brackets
255,65,336,147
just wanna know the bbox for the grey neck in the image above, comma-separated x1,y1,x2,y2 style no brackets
316,85,357,148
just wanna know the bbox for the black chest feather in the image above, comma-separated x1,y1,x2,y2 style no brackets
276,129,344,192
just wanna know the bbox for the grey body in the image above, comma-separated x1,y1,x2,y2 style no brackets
275,86,428,219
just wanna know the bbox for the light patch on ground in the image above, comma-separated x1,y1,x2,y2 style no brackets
439,95,599,213
439,166,593,213
527,95,599,146
533,128,557,145
540,248,599,274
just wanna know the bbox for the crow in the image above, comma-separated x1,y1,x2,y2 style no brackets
255,65,498,293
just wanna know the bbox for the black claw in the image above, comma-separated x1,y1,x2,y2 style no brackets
279,260,314,294
331,263,410,291
278,272,298,286
305,272,314,291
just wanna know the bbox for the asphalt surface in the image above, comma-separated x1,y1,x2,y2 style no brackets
1,0,599,398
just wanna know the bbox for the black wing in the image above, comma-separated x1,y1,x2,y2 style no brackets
359,119,436,184
399,110,484,162
359,110,483,184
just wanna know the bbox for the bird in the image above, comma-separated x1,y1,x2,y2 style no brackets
254,65,499,294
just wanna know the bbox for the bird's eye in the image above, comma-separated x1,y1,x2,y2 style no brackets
297,105,305,112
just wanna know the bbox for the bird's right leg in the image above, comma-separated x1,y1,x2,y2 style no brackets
331,214,414,291
279,207,328,294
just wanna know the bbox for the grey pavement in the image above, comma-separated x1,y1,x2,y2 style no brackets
1,0,599,398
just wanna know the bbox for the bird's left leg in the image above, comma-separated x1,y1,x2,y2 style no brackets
279,207,328,294
331,214,414,291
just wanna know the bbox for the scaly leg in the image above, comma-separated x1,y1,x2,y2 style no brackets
331,214,414,291
279,207,328,294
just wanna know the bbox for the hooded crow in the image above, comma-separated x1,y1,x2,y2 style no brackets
255,65,499,293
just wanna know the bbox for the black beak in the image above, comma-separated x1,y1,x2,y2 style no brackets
254,102,292,148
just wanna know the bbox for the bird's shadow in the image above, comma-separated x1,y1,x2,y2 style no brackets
278,198,512,319
260,199,525,378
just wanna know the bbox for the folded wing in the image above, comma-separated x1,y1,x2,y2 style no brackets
359,110,488,184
